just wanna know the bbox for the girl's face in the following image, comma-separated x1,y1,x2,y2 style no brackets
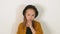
25,9,35,21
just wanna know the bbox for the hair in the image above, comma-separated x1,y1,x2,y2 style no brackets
22,5,38,28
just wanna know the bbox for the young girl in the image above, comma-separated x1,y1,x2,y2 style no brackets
17,5,43,34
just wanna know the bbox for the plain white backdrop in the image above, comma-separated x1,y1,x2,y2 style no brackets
0,0,60,34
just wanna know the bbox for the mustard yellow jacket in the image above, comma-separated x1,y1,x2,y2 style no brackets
17,20,43,34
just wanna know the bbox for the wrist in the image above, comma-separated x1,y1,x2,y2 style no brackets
30,26,36,34
29,25,33,28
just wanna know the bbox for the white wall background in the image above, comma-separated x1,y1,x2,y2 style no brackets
0,0,60,34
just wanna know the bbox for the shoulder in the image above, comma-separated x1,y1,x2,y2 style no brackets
34,20,43,30
34,20,41,25
19,22,23,25
18,22,24,28
34,20,42,27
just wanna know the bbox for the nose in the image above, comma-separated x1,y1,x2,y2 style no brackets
29,16,32,18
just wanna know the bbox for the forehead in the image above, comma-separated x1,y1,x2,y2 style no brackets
26,9,35,14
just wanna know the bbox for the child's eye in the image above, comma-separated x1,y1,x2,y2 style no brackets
32,14,35,16
32,15,34,16
28,14,30,16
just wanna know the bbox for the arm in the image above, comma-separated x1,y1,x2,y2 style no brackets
35,22,43,34
30,26,36,34
17,23,23,34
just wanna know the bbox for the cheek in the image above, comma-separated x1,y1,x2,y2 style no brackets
31,17,35,20
25,15,29,20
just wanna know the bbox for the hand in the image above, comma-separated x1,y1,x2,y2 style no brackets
26,21,36,34
26,21,32,28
